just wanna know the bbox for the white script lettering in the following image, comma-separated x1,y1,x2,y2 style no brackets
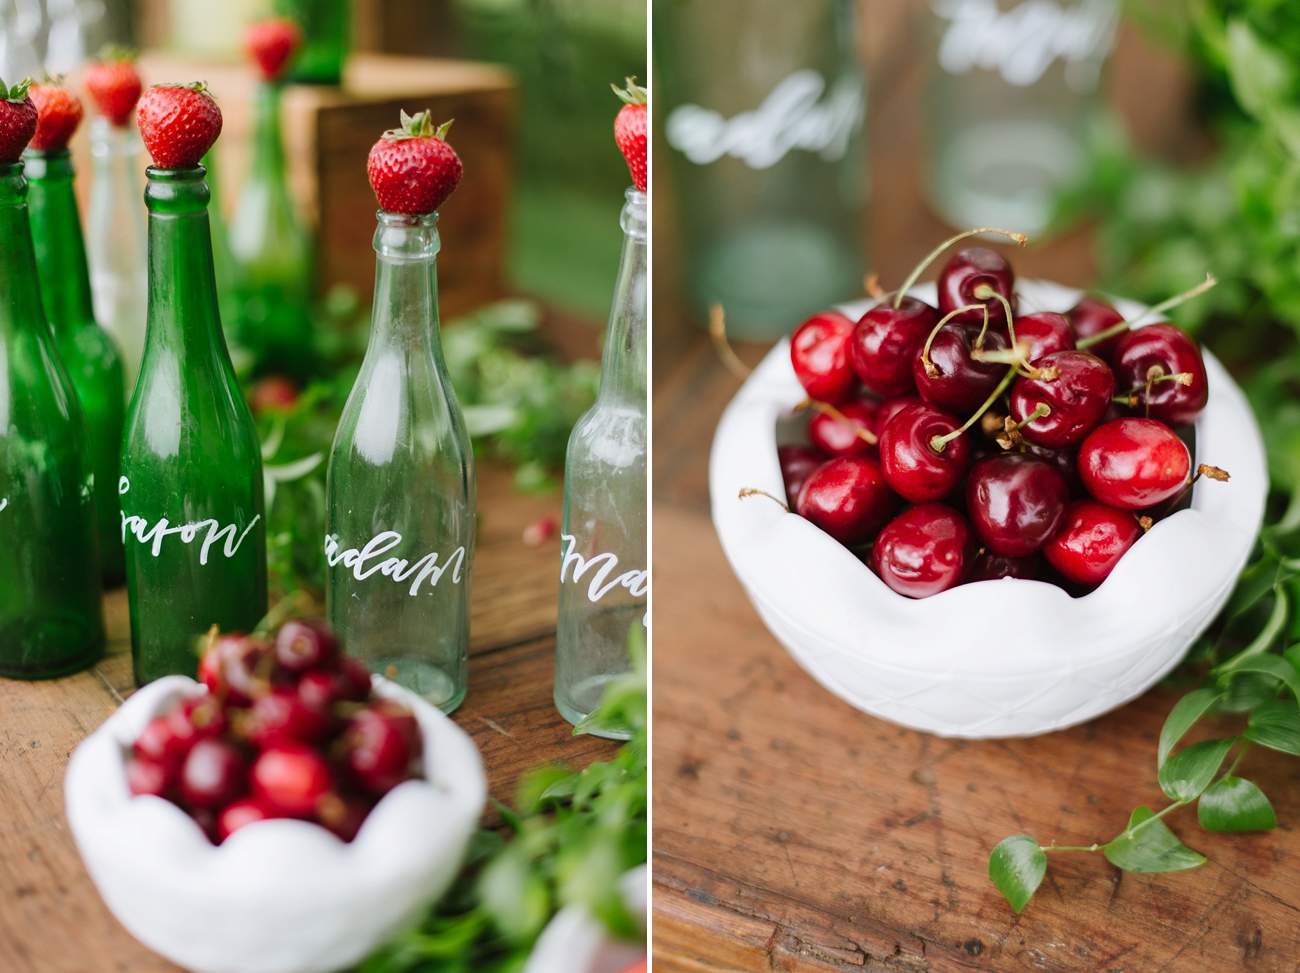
560,533,648,604
118,478,260,564
325,531,466,597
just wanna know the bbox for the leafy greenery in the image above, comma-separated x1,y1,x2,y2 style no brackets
358,623,647,972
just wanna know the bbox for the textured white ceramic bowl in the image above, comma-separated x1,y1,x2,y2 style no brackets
710,279,1268,738
522,865,647,973
65,674,486,973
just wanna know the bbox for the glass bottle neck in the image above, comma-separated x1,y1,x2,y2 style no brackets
90,115,143,161
23,150,96,337
142,166,230,370
251,82,287,179
367,210,441,347
597,188,647,407
0,162,47,340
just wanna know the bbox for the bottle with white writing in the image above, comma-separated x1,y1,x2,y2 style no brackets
120,134,267,685
325,201,475,713
0,150,106,678
554,186,647,737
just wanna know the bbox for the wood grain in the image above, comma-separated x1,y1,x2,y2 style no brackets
651,350,1300,972
0,460,616,972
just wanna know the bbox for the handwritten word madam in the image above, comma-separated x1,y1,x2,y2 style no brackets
325,530,466,597
560,533,648,604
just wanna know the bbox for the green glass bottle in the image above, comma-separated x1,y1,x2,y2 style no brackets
0,160,105,678
25,148,128,586
120,165,267,685
275,0,349,85
229,80,312,378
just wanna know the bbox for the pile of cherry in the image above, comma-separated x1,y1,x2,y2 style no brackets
779,240,1225,599
124,620,423,844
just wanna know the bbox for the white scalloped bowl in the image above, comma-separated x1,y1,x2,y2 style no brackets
64,674,486,973
710,279,1268,739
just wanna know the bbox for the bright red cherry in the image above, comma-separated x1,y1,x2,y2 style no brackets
878,403,970,503
252,743,334,817
1043,499,1142,586
275,619,339,673
1021,442,1084,497
1077,418,1191,510
849,296,938,397
777,445,828,506
1009,351,1114,449
134,715,193,773
937,248,1016,328
218,798,275,841
876,393,923,432
166,694,225,746
967,551,1041,582
244,687,332,747
1067,296,1126,362
965,454,1070,556
913,325,1008,412
125,757,171,797
1012,312,1075,363
790,311,857,404
199,633,271,706
343,701,423,796
178,739,248,809
795,456,897,546
1111,324,1208,426
807,399,878,457
872,503,976,599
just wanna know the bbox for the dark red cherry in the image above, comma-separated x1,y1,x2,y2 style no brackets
1043,499,1142,586
252,743,334,817
343,701,423,796
790,311,857,404
967,551,1041,582
179,739,248,809
1009,351,1114,449
1020,442,1084,497
166,695,226,746
218,798,276,841
317,792,375,842
913,325,1008,413
876,393,923,432
937,248,1016,328
125,757,171,797
965,454,1070,556
336,656,373,702
1012,312,1075,363
872,503,976,599
807,399,879,458
849,296,938,397
275,619,339,673
778,445,828,507
1078,418,1190,510
199,633,271,706
1067,296,1126,362
135,715,194,774
795,456,898,546
1111,324,1208,426
878,403,970,503
244,687,332,747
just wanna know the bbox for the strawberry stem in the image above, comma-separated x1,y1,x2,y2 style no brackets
612,77,648,106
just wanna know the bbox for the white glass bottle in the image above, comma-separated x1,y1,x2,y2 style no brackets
554,188,647,738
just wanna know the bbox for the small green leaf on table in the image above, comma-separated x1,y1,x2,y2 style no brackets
1198,777,1278,832
1159,688,1222,767
1158,738,1237,801
1103,807,1206,873
1245,698,1300,756
988,835,1046,914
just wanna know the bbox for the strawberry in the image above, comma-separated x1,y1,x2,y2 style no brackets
0,78,37,163
244,17,303,83
366,110,462,215
136,82,223,169
83,46,142,127
612,77,647,192
28,82,84,152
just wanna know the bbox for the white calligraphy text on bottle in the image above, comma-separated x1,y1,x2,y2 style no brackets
560,533,648,603
324,530,466,597
117,477,260,564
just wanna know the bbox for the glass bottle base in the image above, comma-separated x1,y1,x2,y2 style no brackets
554,674,632,741
0,618,104,680
370,657,465,714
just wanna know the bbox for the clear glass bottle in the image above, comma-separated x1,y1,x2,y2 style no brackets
654,0,866,339
87,115,148,392
326,211,475,713
554,188,647,737
120,165,267,686
25,146,128,586
228,80,312,378
0,159,105,678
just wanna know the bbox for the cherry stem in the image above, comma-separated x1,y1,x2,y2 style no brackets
1076,274,1217,350
738,487,790,513
1010,402,1051,431
920,302,986,377
1157,463,1231,518
929,365,1018,453
709,303,753,382
892,227,1029,310
864,272,886,301
798,397,879,445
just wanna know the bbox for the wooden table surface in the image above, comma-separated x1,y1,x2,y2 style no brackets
651,340,1300,973
0,461,619,973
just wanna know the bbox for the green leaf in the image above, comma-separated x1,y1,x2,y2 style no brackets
988,836,1046,914
1226,20,1294,120
515,762,577,812
1198,777,1277,832
1103,806,1206,873
1245,698,1300,755
1224,652,1300,700
477,848,551,944
1217,586,1289,673
1158,738,1237,801
1159,688,1222,766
